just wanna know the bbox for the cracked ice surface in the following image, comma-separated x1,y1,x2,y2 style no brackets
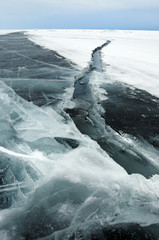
0,31,159,240
27,29,159,97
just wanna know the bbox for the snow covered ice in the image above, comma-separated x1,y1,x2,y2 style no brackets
0,30,159,240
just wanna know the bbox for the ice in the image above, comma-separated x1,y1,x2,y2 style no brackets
26,30,106,69
0,31,159,239
102,32,159,98
27,29,159,97
0,79,159,239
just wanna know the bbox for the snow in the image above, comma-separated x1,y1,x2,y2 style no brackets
0,30,20,35
26,29,159,97
102,31,159,98
26,30,106,69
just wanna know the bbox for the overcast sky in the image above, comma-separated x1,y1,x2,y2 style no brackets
0,0,159,30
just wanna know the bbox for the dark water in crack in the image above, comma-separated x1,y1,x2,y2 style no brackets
0,32,159,240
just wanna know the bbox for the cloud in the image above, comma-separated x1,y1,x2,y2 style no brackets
37,0,159,11
0,0,159,29
1,0,159,14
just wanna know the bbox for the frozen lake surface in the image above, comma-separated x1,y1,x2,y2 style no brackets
0,30,159,240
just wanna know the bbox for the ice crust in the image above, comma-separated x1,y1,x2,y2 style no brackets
0,31,159,239
0,78,159,239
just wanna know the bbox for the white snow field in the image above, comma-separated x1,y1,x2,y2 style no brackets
27,29,159,97
26,30,106,69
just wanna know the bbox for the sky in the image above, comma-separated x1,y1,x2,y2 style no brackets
0,0,159,30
